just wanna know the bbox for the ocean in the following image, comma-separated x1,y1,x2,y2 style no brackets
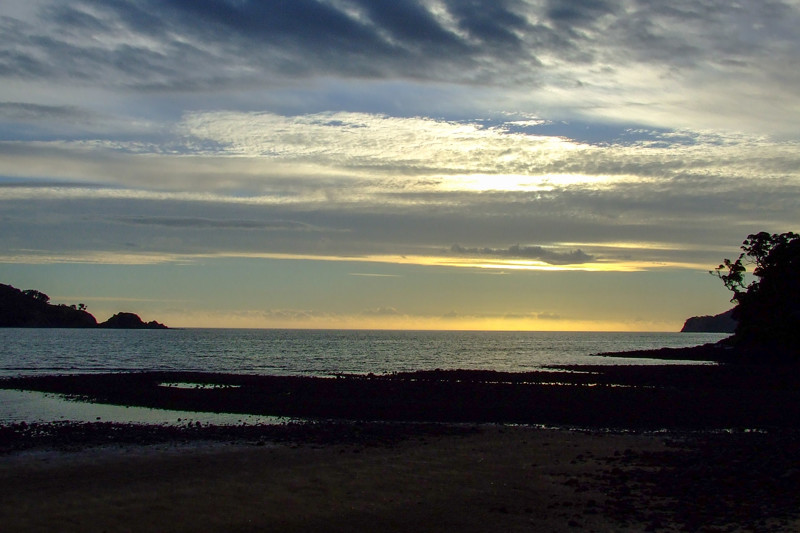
0,328,727,377
0,328,727,425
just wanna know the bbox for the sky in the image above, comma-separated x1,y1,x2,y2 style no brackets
0,0,798,331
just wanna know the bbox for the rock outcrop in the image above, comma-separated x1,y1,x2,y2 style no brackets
99,312,167,329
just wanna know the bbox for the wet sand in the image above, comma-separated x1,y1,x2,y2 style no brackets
2,424,800,532
2,363,800,531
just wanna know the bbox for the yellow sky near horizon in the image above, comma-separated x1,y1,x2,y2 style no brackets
152,308,682,333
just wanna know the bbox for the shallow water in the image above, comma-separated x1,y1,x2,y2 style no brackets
0,389,284,426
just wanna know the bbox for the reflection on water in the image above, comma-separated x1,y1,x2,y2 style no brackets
0,389,284,426
158,382,242,390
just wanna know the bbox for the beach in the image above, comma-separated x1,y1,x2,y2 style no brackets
2,424,800,532
2,363,800,532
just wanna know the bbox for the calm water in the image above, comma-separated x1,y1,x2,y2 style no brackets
0,328,727,378
0,328,726,425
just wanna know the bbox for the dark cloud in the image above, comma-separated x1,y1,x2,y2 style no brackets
545,0,617,27
450,243,595,265
161,0,393,60
351,1,464,49
0,179,101,189
115,216,316,231
0,102,91,122
0,0,795,92
0,17,50,78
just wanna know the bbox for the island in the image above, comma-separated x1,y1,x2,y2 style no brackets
0,283,167,329
98,312,168,329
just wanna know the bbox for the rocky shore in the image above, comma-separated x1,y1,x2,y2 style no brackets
0,419,472,455
4,361,800,429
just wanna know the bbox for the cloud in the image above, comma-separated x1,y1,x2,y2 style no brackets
440,310,565,322
258,308,331,321
349,273,402,278
0,2,792,89
2,1,798,330
2,0,531,88
0,1,797,136
362,306,402,316
0,108,798,270
115,216,318,232
0,102,90,121
450,243,595,265
545,0,618,28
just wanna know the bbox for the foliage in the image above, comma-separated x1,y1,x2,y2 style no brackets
22,289,50,304
713,231,800,359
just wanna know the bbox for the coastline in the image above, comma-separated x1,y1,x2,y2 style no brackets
3,349,800,531
4,361,800,429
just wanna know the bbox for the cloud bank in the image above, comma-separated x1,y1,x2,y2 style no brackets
2,0,798,133
0,109,797,271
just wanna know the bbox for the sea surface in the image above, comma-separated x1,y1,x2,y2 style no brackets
0,328,727,425
0,328,727,377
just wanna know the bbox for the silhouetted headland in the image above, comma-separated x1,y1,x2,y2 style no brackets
0,283,167,329
680,308,736,333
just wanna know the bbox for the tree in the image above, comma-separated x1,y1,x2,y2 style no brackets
714,231,800,359
22,289,50,304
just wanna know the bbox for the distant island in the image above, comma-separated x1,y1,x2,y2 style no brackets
681,309,737,333
0,283,167,329
98,312,169,330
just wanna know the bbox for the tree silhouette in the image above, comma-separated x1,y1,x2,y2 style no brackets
714,231,800,360
22,289,50,304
